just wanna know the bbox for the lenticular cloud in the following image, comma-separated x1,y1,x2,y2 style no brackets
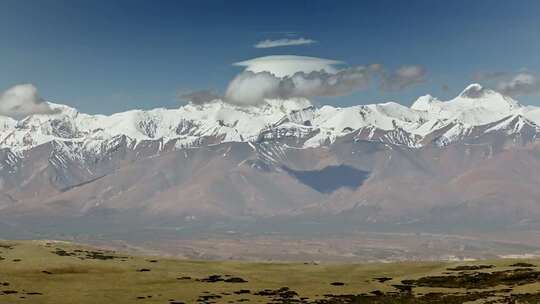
233,55,342,78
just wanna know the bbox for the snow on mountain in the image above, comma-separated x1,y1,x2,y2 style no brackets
0,98,315,152
412,84,521,125
485,114,536,134
0,84,538,154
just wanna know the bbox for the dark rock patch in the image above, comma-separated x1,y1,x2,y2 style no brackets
52,248,128,260
224,277,248,283
0,244,14,250
373,277,392,283
402,268,540,289
52,249,72,257
447,264,494,271
200,274,223,282
392,284,413,293
315,290,501,304
254,287,299,301
510,262,536,268
197,293,221,303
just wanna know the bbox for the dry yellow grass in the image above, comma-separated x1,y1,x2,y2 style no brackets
0,240,539,303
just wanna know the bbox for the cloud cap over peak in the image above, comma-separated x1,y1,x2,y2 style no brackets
234,55,343,78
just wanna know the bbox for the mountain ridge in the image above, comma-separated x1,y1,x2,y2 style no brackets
0,84,538,155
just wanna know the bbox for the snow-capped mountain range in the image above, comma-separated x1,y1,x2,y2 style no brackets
2,83,540,239
1,83,539,154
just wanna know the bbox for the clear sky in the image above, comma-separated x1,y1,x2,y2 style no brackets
1,0,539,113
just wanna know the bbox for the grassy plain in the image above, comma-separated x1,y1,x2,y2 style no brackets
1,240,540,303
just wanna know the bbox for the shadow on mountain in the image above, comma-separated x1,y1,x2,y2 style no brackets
283,165,369,193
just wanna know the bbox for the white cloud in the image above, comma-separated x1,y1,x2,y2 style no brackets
234,55,342,78
0,84,56,119
496,72,540,96
222,56,428,106
471,69,540,96
380,65,426,91
224,67,371,105
225,71,282,106
285,67,371,97
254,37,317,49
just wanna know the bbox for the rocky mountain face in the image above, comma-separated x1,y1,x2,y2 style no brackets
1,84,540,237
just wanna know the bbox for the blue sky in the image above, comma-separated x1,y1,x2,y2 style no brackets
1,0,539,113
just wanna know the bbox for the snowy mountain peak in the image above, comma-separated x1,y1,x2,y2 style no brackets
455,86,520,113
411,94,439,111
405,84,524,127
459,83,486,98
